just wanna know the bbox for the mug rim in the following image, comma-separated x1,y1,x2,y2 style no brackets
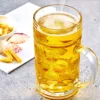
33,4,82,34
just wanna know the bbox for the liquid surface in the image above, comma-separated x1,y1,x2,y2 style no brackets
39,13,77,30
34,13,82,94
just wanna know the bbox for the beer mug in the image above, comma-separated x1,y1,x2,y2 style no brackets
33,4,98,100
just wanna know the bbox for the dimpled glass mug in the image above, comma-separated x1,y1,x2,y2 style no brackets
33,4,98,100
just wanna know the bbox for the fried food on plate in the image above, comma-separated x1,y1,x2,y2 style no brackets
0,57,13,63
7,33,29,44
0,23,13,36
0,50,13,63
0,49,22,63
8,49,22,63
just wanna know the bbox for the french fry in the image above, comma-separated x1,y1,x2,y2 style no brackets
0,49,22,63
0,23,4,27
8,27,13,32
0,57,13,63
0,28,3,35
8,49,22,63
3,50,13,60
0,50,13,63
1,23,8,28
0,23,13,36
3,27,8,35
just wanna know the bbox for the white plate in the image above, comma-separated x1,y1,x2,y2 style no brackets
0,3,39,73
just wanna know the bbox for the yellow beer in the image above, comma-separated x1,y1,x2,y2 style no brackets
34,13,82,93
33,4,98,100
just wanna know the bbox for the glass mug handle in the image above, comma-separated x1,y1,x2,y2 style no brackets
76,46,98,88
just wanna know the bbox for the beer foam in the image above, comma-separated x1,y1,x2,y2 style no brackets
39,13,77,29
38,13,78,36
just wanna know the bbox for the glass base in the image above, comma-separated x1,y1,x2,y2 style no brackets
36,86,79,100
41,97,75,100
